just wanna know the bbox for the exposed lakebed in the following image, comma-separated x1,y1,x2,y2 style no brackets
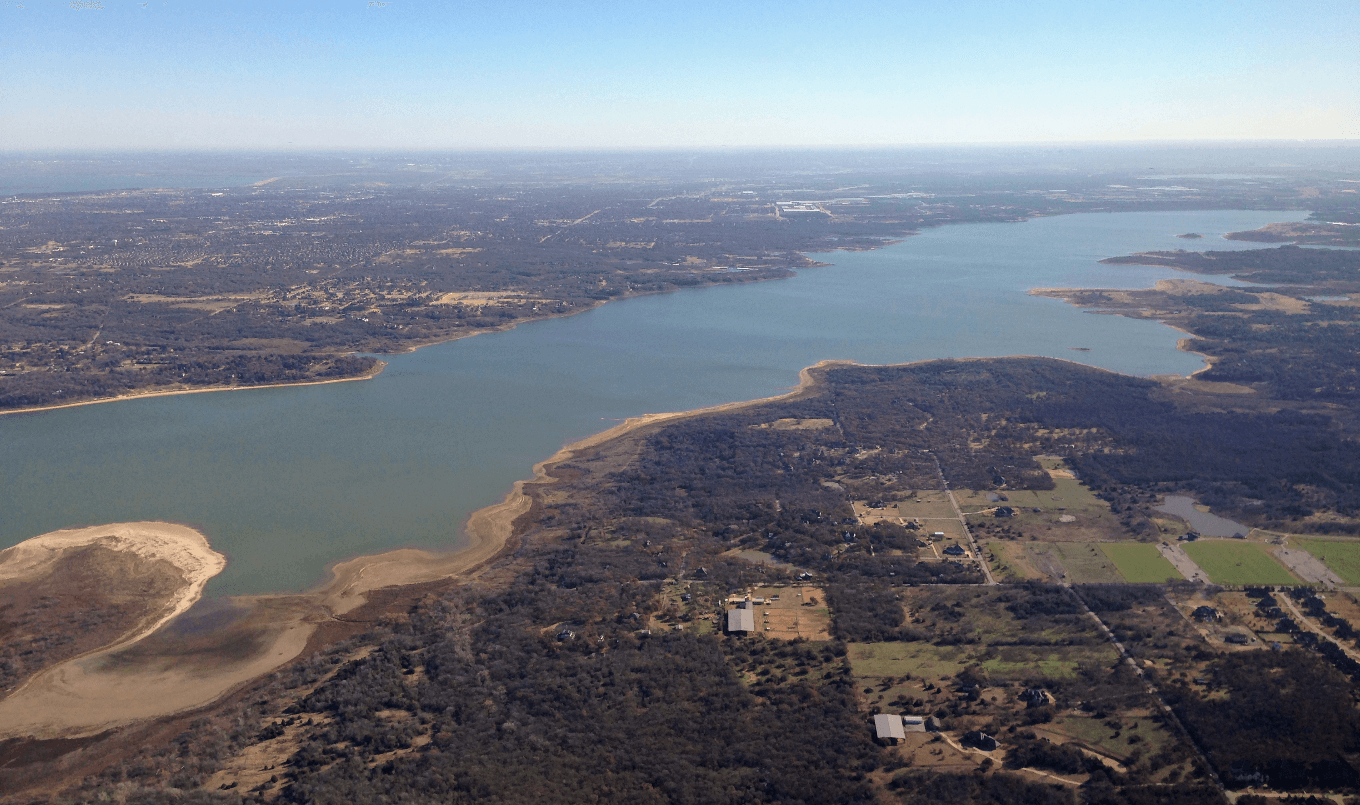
0,210,1304,595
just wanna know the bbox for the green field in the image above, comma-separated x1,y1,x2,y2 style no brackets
1295,539,1360,585
1026,542,1124,583
986,541,1045,581
1100,543,1184,583
1182,541,1298,585
1041,715,1173,762
847,641,1113,684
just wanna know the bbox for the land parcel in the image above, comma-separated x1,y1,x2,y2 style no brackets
1182,540,1299,586
848,586,1117,712
1100,543,1183,583
958,457,1126,543
1294,538,1360,585
992,542,1126,583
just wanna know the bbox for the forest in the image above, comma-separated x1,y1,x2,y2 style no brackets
6,165,1360,800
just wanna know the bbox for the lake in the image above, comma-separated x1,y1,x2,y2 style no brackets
0,209,1304,595
1156,495,1252,538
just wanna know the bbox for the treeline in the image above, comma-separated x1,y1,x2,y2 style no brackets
821,359,1360,529
0,353,378,410
549,356,1360,573
1103,245,1360,287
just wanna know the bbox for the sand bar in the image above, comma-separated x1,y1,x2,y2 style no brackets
0,522,226,649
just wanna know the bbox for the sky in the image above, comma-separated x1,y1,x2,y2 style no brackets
1,0,1358,151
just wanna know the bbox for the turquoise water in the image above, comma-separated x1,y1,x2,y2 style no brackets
0,210,1304,595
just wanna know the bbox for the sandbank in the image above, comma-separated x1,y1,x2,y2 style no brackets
0,522,225,650
0,362,386,418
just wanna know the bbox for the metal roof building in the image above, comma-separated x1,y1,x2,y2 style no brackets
874,714,906,742
726,607,755,633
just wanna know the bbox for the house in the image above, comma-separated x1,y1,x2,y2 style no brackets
942,544,967,557
1223,632,1251,645
961,731,998,751
873,714,906,744
726,607,755,634
993,507,1014,518
1019,688,1052,708
1191,606,1219,623
901,715,926,733
925,716,943,732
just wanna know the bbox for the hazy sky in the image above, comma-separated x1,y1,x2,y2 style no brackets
2,0,1357,151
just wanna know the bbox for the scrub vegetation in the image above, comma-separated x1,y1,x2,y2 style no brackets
6,161,1360,802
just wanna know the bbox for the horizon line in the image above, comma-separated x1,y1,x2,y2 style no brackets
5,138,1360,158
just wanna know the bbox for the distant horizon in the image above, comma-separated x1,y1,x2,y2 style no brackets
3,1,1356,151
4,139,1360,156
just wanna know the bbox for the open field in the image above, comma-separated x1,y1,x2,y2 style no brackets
1036,713,1173,764
1181,540,1299,586
985,541,1047,581
1028,542,1124,583
959,458,1132,543
1294,539,1360,585
745,585,832,640
848,641,1116,687
1100,543,1183,583
893,492,959,520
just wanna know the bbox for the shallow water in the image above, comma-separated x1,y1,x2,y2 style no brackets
0,209,1304,595
1155,495,1252,537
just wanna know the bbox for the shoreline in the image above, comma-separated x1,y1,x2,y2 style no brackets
0,522,227,652
1028,281,1216,378
0,231,914,420
0,361,842,738
306,357,844,616
0,349,1250,738
0,361,387,418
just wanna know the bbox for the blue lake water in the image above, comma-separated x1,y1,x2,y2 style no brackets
0,209,1305,595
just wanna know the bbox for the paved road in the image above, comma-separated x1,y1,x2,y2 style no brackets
1275,547,1345,588
1067,585,1227,795
1159,543,1208,583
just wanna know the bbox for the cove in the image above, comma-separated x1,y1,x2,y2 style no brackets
0,209,1305,595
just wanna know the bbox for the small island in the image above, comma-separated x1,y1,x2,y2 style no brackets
1177,232,1204,239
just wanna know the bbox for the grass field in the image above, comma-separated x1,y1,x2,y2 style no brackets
1038,715,1173,763
1027,542,1124,583
958,457,1134,543
1295,539,1360,585
847,641,1113,684
1100,543,1184,583
1182,541,1298,586
986,541,1046,581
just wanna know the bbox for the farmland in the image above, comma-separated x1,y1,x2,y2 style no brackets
1100,543,1184,583
1182,540,1299,586
1295,539,1360,585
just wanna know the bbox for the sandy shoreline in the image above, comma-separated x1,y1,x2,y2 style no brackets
1028,282,1213,378
0,522,226,650
0,362,387,418
0,362,844,738
309,358,843,616
0,523,238,738
0,348,1230,739
0,259,813,419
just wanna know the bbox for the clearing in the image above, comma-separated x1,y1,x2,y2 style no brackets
1294,538,1360,585
1099,543,1184,583
1181,541,1299,586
